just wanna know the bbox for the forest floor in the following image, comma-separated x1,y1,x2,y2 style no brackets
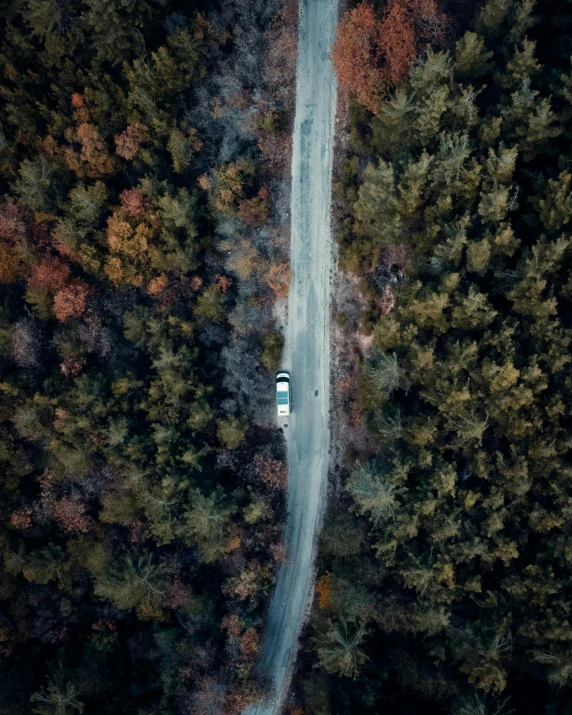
244,0,339,712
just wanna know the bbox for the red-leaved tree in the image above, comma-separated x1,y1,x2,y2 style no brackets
331,2,385,113
378,0,416,84
380,0,449,83
332,0,449,111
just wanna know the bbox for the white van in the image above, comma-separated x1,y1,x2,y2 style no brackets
276,372,291,417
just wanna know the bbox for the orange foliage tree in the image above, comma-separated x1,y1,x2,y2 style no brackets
238,188,269,226
120,188,146,218
27,254,91,321
114,123,147,161
10,508,33,530
64,122,116,178
53,279,90,321
254,453,287,490
332,0,449,111
60,357,86,378
378,0,416,84
380,0,449,83
147,273,169,296
104,206,158,287
239,628,259,662
51,495,91,533
264,263,291,300
315,571,334,609
331,2,386,113
28,255,70,293
221,614,242,639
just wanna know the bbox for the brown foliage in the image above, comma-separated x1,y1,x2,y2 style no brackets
50,495,91,533
0,201,32,283
90,620,116,637
238,188,269,226
188,676,226,715
378,0,416,84
211,161,254,215
197,174,211,191
377,285,397,315
223,688,258,715
380,0,448,83
36,135,61,161
214,274,232,293
114,123,147,161
53,279,90,321
265,0,298,102
10,508,33,529
104,207,158,287
409,0,449,46
0,243,24,283
224,564,260,601
381,243,408,269
336,373,355,400
71,93,84,108
221,614,242,639
227,534,241,552
270,542,288,564
223,677,265,715
254,453,287,490
60,357,85,378
147,273,169,296
332,0,449,110
166,578,194,610
28,256,70,293
315,571,334,609
331,2,386,113
348,405,364,427
258,130,292,175
51,228,77,259
0,200,28,243
239,628,259,662
264,263,291,299
120,188,146,218
227,240,262,281
64,123,116,178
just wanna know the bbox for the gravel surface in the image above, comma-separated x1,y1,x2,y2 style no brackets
244,0,338,712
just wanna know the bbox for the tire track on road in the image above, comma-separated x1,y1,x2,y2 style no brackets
243,1,338,712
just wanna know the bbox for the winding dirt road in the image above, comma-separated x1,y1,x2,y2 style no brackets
245,1,338,713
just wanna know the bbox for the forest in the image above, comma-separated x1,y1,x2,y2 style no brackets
0,0,296,713
292,0,572,714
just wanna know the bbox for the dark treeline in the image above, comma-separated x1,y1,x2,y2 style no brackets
294,1,572,714
0,0,295,713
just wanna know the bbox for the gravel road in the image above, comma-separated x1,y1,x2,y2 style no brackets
244,1,338,713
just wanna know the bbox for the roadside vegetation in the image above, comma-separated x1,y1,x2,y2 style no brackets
0,1,296,712
293,1,572,713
